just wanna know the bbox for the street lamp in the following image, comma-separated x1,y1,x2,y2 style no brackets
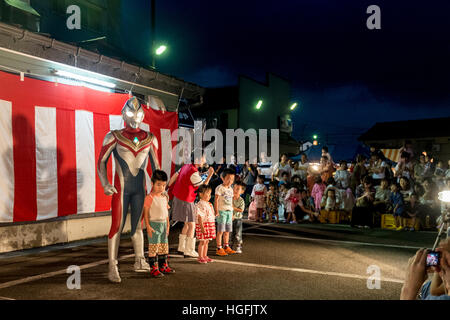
256,100,263,110
155,45,167,55
312,134,318,146
438,191,450,203
290,102,298,111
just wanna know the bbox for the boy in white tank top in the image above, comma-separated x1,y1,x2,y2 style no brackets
143,170,175,277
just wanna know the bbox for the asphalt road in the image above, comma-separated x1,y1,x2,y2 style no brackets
0,221,439,300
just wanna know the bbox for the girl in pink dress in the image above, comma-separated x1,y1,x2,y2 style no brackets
195,185,216,264
251,175,267,222
311,175,326,214
284,183,301,224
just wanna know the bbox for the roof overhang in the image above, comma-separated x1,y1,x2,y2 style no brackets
0,22,205,111
4,0,40,17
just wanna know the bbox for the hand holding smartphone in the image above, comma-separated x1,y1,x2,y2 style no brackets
426,250,441,268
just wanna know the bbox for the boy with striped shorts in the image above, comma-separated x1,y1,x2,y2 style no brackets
143,170,175,277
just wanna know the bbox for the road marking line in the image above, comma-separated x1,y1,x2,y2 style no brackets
170,254,404,284
0,253,132,290
0,227,415,290
243,231,407,275
0,252,187,290
243,232,423,250
242,223,276,231
0,251,403,293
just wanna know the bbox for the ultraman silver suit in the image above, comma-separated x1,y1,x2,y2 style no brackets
97,96,160,282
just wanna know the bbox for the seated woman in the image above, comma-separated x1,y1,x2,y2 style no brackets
351,175,376,229
413,182,425,198
404,193,421,231
295,189,318,222
373,178,392,218
399,176,413,203
419,178,441,227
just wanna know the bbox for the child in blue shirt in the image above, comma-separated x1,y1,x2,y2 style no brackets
390,183,404,231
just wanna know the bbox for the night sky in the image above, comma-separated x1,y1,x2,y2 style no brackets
132,0,450,145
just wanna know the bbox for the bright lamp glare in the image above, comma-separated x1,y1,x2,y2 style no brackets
55,70,116,88
256,100,263,110
156,45,167,55
290,103,297,110
438,191,450,203
312,164,319,171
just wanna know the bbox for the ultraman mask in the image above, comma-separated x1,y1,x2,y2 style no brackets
122,96,144,129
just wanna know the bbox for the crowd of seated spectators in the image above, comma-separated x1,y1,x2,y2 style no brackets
196,143,450,230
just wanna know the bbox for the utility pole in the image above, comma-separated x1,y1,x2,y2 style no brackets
151,0,156,69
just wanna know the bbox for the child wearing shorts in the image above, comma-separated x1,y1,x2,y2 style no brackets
143,170,175,277
231,182,246,253
195,185,216,263
214,168,236,256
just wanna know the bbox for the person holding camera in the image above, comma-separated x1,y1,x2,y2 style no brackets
400,239,450,300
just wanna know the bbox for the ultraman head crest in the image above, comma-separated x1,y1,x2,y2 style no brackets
122,96,144,129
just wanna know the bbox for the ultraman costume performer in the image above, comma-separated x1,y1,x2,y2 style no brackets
97,96,160,283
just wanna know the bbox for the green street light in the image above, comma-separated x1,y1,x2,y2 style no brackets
155,45,167,55
256,100,263,110
290,103,298,111
313,134,318,139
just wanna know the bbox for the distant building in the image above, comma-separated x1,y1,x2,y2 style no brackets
358,117,450,161
194,73,300,158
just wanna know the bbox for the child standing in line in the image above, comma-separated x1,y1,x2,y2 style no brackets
143,170,175,278
278,183,288,222
195,185,216,264
266,181,280,223
311,176,326,214
215,168,236,256
285,182,301,224
251,175,267,222
231,182,246,253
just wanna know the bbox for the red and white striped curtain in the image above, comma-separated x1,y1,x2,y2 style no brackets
0,71,178,223
381,148,401,163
